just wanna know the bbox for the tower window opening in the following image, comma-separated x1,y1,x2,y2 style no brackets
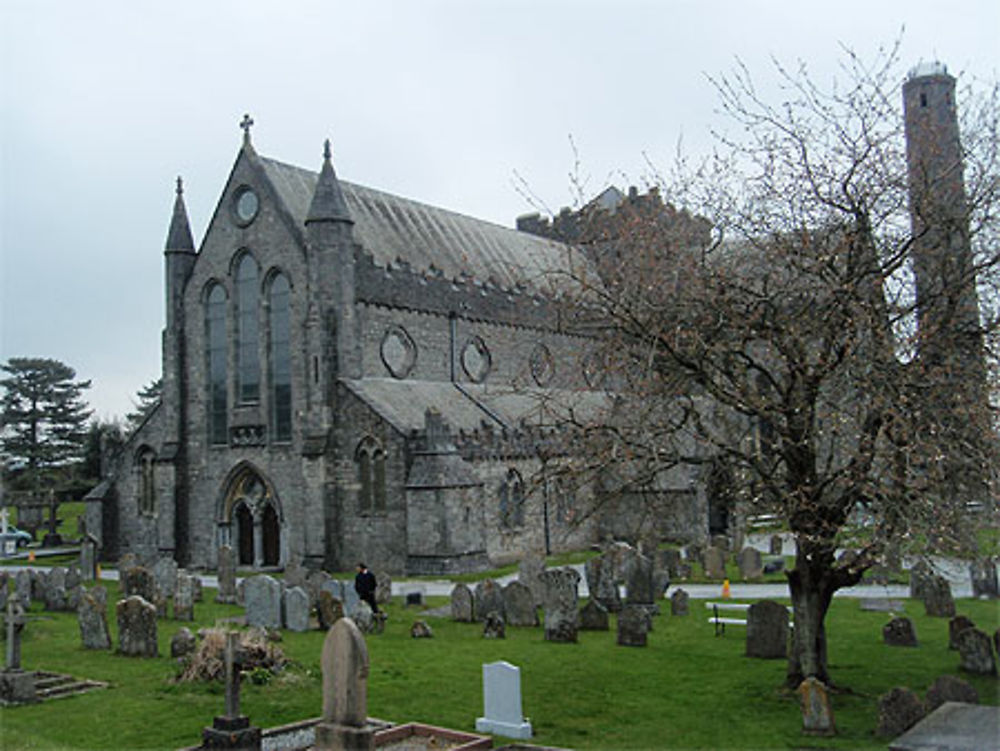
920,92,927,108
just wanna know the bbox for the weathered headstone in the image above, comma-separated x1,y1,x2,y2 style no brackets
77,589,111,650
908,560,933,599
475,661,532,740
617,604,649,647
315,617,373,751
797,677,835,736
283,586,311,632
883,616,918,647
14,570,31,609
1,601,36,705
517,552,546,608
122,565,158,604
769,535,783,556
925,674,979,711
305,569,331,607
969,558,999,599
482,612,506,639
89,584,108,611
65,566,82,592
502,581,538,627
244,575,282,630
116,595,159,657
317,591,344,631
153,557,178,602
875,686,925,737
670,588,689,616
956,628,997,675
702,546,726,579
584,554,621,613
350,601,375,634
174,573,195,621
579,599,609,631
201,630,261,750
737,547,763,580
374,572,392,605
410,620,433,639
450,583,474,622
538,567,580,643
746,600,789,659
43,567,68,611
118,552,139,571
283,558,308,591
922,575,955,617
948,615,975,650
215,545,237,604
624,553,656,609
170,627,197,659
474,579,504,622
80,535,98,581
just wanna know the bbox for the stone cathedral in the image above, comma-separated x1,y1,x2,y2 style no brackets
86,64,988,574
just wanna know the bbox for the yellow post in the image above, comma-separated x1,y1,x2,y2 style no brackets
722,579,731,599
28,550,35,563
96,564,102,580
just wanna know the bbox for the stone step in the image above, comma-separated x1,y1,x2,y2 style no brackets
36,680,104,699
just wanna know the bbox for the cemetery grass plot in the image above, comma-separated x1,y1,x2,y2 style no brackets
0,582,997,750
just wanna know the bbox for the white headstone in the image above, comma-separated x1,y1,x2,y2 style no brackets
475,660,532,739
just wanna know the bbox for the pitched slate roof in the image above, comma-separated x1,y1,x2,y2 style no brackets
260,156,575,294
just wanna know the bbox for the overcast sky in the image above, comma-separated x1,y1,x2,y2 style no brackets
1,0,997,421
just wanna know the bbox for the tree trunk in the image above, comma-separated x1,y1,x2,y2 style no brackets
785,545,836,688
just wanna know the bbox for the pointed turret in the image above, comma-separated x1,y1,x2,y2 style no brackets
306,139,353,225
165,177,196,253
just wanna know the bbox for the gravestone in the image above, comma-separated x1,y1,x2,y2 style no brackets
948,615,975,650
350,601,375,634
66,585,85,612
89,585,108,611
314,617,374,751
875,686,925,737
585,554,621,613
80,535,98,581
116,596,159,657
502,581,538,627
670,589,689,616
746,600,789,659
317,591,344,631
624,553,656,609
65,566,82,592
763,559,784,575
118,552,139,571
922,575,955,617
538,567,580,643
305,570,331,607
340,580,361,614
14,570,31,609
859,598,904,612
657,549,681,579
769,535,783,556
244,575,282,630
475,661,532,740
77,589,111,650
797,677,835,736
0,574,7,611
450,583,474,622
737,547,763,580
925,674,979,711
483,612,506,639
171,627,197,659
174,574,195,621
956,628,997,675
192,575,203,603
153,557,178,602
410,620,433,639
404,591,424,607
908,560,933,599
617,604,649,647
122,565,158,604
200,630,261,750
969,558,998,599
215,545,237,604
883,616,918,647
1,601,36,705
283,558,308,591
474,579,504,622
374,572,392,605
702,546,726,579
44,567,68,611
283,587,311,633
579,599,609,631
518,552,546,608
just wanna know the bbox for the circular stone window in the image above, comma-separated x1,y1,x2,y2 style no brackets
530,343,555,387
233,186,259,226
380,326,417,379
461,336,492,383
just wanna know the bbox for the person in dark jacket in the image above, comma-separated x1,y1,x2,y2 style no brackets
354,563,379,614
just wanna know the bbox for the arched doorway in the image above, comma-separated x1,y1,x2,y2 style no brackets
220,465,283,569
235,503,254,565
261,503,280,566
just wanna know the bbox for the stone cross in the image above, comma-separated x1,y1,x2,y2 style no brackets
315,617,373,750
6,599,24,669
240,114,254,145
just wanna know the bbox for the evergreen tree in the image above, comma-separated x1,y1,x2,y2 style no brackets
125,378,162,432
1,357,93,500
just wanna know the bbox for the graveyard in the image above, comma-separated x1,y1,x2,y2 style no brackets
0,550,997,750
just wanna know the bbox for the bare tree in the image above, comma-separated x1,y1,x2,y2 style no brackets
532,45,999,690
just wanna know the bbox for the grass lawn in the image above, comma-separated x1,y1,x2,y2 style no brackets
1,581,997,750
